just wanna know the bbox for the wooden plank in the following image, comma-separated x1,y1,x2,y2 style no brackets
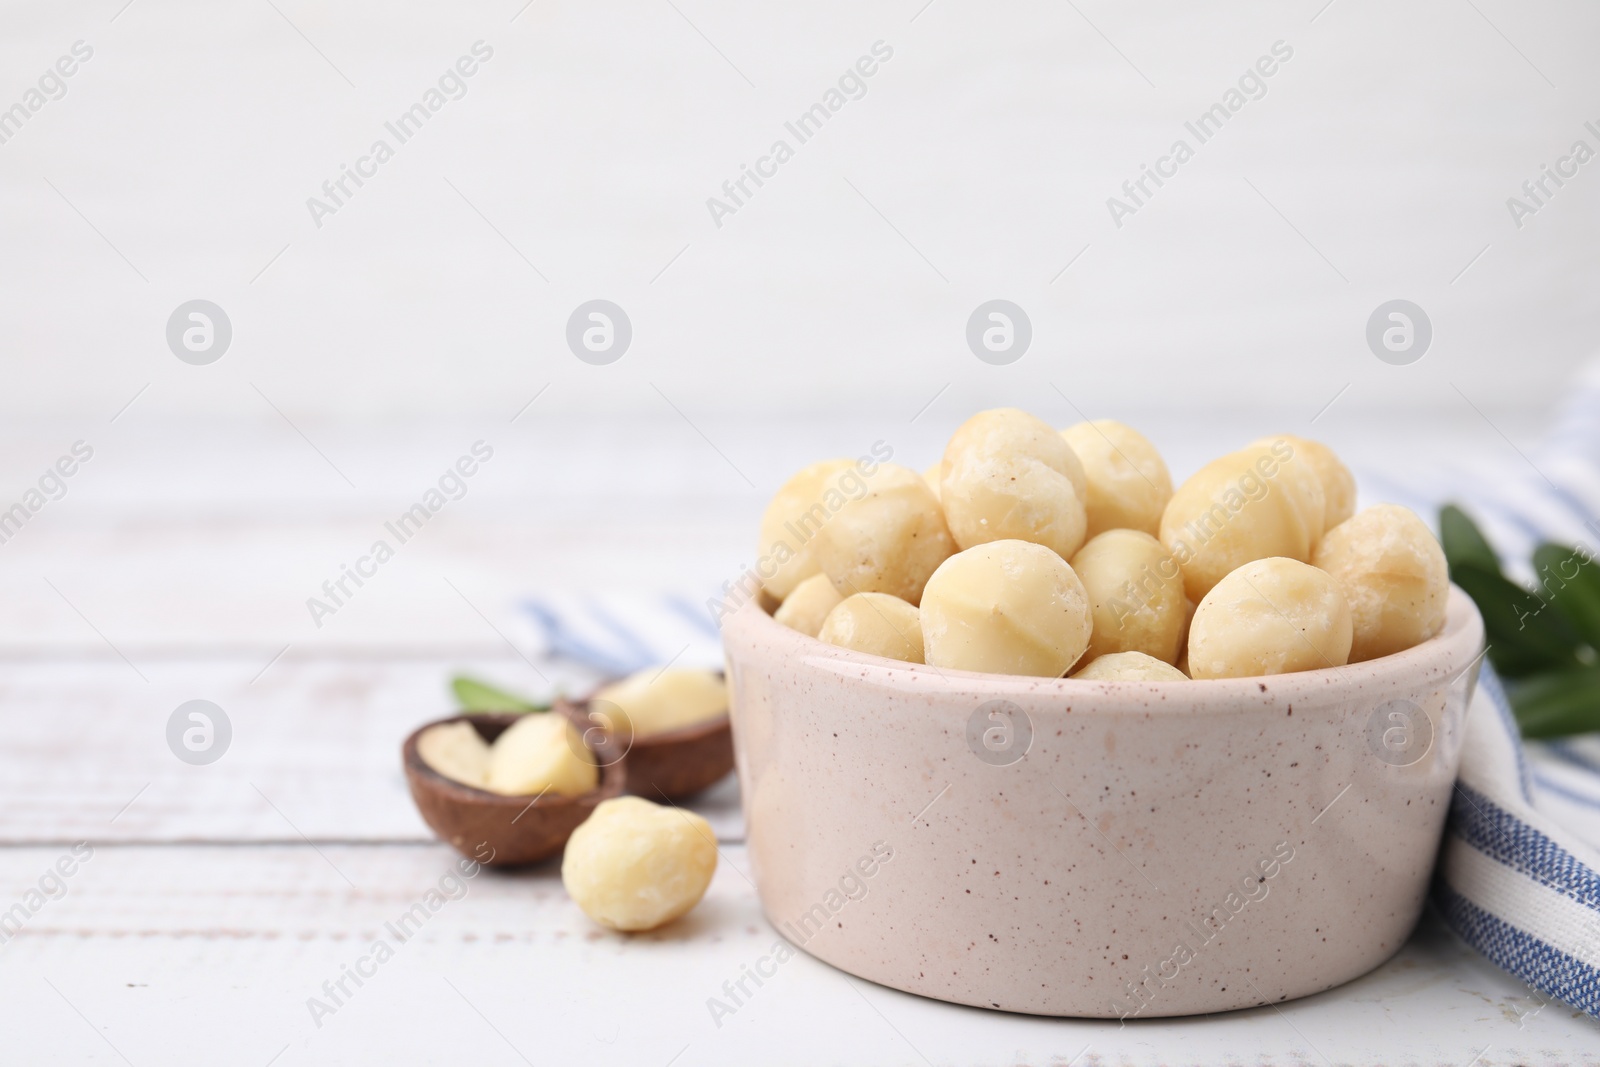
0,657,743,845
0,843,1590,1065
0,414,1527,652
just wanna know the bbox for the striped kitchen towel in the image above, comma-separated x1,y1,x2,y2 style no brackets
520,591,725,678
1436,666,1600,1017
1409,360,1600,1017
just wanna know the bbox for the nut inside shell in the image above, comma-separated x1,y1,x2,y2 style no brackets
402,712,626,867
559,694,733,802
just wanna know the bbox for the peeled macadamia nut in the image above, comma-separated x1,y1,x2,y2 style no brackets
1070,530,1186,665
561,796,717,932
1187,557,1353,679
756,459,854,600
417,721,491,788
1313,504,1448,662
921,539,1092,677
1159,443,1323,602
1060,420,1173,538
591,667,727,739
773,572,843,637
1072,651,1189,682
817,592,924,663
941,409,1090,560
484,713,598,797
1254,434,1357,533
815,463,954,604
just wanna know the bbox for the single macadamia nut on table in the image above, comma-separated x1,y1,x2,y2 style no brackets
591,667,727,738
1159,443,1323,602
755,459,855,600
1060,420,1173,538
561,796,718,932
773,572,844,637
417,721,491,788
1254,434,1357,532
484,713,599,797
1072,651,1190,682
1187,557,1353,679
817,592,924,663
815,463,954,604
1070,529,1187,665
920,539,1092,677
941,408,1090,560
1312,504,1448,662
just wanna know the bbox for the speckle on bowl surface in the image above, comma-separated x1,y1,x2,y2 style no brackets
721,586,1484,1017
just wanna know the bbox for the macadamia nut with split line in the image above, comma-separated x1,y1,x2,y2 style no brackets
1071,529,1186,665
1187,557,1353,679
755,459,854,600
920,539,1092,677
561,796,717,932
773,572,844,638
1313,504,1448,662
817,592,924,663
814,463,955,605
1060,420,1173,538
1159,443,1323,602
1254,434,1357,533
940,408,1090,560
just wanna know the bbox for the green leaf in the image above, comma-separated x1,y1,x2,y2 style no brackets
1531,542,1600,656
1510,666,1600,739
450,675,547,713
1451,563,1585,678
1440,504,1502,580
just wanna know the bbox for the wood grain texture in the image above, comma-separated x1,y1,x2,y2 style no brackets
0,657,743,846
0,844,1591,1066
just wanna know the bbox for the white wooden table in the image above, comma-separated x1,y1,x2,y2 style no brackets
2,417,1597,1066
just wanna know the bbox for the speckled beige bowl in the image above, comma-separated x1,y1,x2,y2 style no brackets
722,586,1484,1017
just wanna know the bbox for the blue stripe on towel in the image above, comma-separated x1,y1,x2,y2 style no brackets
1532,772,1600,813
522,598,643,677
1435,883,1600,1016
665,593,722,638
1450,782,1600,910
1547,740,1600,777
585,603,662,670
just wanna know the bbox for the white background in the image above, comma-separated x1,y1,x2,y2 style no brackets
1,0,1596,424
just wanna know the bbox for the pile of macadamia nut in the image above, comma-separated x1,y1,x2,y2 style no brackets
760,409,1449,681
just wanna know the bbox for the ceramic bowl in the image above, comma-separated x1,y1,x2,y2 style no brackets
721,586,1484,1017
402,713,626,867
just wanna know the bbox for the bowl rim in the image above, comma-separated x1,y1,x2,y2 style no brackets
401,711,624,809
723,582,1485,705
